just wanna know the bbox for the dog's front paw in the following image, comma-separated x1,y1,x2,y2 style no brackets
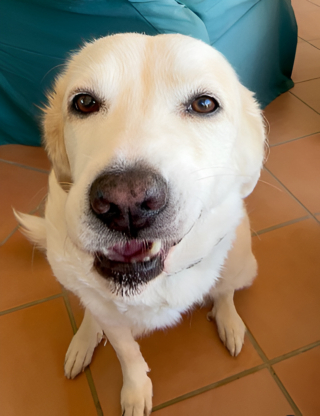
121,375,153,416
208,305,246,357
64,329,105,379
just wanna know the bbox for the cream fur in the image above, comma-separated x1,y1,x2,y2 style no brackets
16,33,265,415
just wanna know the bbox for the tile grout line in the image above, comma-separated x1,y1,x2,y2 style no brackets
294,76,320,84
62,289,104,416
306,40,320,50
0,225,19,246
244,329,269,362
245,329,302,416
0,195,47,246
306,0,320,10
0,293,63,316
268,130,320,147
152,363,268,412
264,167,320,225
270,340,320,366
289,90,320,115
253,215,311,236
84,368,104,416
298,37,320,51
61,288,78,334
269,368,303,416
0,158,50,174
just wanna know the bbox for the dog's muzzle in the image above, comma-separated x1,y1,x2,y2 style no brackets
89,166,172,294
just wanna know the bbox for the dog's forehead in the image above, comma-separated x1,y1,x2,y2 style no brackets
65,34,235,93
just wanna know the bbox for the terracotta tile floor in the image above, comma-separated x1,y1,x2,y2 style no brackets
1,3,320,416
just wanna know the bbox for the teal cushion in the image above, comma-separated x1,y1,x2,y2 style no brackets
0,0,297,146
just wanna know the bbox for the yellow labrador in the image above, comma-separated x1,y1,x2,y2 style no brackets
16,33,265,415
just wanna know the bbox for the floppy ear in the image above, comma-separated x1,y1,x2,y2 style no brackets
234,85,266,198
43,78,72,185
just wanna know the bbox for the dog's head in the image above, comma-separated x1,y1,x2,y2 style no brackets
43,34,265,296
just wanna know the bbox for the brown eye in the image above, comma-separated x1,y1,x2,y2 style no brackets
73,94,100,114
190,96,218,114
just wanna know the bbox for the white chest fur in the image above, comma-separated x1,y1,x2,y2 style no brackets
44,172,243,336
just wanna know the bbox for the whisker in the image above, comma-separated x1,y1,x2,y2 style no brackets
63,234,69,256
29,187,48,204
41,56,99,85
190,166,241,175
264,140,270,164
196,173,252,181
41,63,66,83
263,117,271,164
258,179,282,192
250,226,261,240
31,244,36,271
263,114,271,137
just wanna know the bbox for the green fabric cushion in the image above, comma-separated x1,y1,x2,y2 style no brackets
0,0,297,146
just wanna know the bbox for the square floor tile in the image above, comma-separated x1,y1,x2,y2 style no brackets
246,169,307,232
292,0,317,12
0,231,61,311
90,307,262,415
292,78,320,114
292,41,320,82
274,346,320,416
0,162,48,242
292,0,320,40
263,93,320,145
0,144,50,171
235,218,320,359
154,369,294,416
265,133,320,214
0,298,97,416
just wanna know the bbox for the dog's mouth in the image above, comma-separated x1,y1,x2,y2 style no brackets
93,240,170,296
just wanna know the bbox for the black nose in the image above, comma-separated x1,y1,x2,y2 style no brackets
89,166,168,237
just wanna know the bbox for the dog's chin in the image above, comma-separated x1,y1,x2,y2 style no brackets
93,254,164,296
92,240,172,297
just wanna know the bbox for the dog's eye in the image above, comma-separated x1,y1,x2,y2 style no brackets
72,94,100,114
190,96,218,114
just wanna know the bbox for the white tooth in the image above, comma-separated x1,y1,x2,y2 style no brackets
150,240,161,256
143,256,151,262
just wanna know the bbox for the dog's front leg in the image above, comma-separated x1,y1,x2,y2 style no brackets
208,211,257,357
102,325,152,416
65,308,105,379
208,290,246,357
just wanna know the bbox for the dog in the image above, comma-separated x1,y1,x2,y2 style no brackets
15,33,265,415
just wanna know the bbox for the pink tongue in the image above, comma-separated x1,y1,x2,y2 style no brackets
112,241,146,257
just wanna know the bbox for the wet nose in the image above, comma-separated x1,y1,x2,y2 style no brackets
89,166,168,237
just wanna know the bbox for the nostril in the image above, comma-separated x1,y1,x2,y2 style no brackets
89,166,168,235
140,200,153,212
90,190,110,215
140,196,166,213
